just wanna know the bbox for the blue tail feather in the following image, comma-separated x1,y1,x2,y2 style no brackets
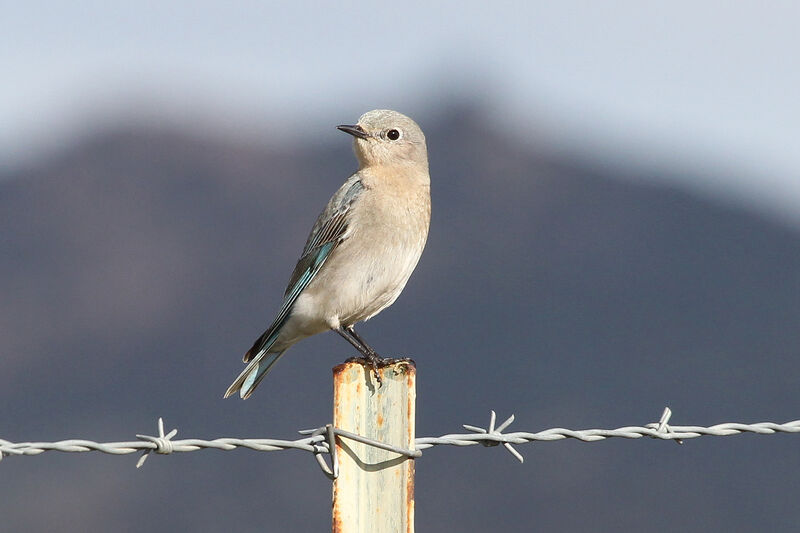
224,348,287,399
240,351,285,399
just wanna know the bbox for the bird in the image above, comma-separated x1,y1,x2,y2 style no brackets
224,109,431,399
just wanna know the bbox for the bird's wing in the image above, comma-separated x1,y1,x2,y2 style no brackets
243,176,364,362
299,175,365,260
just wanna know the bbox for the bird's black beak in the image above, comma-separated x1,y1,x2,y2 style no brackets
337,124,369,139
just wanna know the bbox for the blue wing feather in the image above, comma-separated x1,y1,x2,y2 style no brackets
224,176,365,399
224,241,336,399
243,240,336,362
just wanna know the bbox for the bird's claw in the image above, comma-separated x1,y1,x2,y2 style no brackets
364,352,384,386
384,356,416,366
344,353,388,385
343,354,416,386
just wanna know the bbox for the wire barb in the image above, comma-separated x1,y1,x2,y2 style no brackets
649,407,683,445
136,417,178,468
463,411,524,463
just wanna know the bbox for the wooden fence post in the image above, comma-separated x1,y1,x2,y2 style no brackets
332,360,416,533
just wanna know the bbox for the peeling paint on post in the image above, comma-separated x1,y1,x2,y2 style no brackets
332,360,415,533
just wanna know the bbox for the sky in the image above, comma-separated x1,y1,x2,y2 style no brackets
3,1,800,222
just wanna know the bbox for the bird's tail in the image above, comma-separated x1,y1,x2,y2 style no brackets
224,349,287,399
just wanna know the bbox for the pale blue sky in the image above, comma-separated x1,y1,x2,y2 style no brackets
3,1,800,221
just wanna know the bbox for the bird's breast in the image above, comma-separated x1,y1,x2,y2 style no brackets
302,178,430,327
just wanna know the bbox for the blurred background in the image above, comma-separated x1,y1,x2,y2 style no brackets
2,2,799,531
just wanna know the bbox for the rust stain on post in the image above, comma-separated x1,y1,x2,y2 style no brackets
332,360,416,533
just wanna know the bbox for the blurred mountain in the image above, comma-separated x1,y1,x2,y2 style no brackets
1,105,799,532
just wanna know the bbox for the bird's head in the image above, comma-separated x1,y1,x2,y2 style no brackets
337,109,428,170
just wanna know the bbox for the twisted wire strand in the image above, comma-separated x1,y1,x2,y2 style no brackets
0,436,325,457
415,420,800,449
3,414,799,470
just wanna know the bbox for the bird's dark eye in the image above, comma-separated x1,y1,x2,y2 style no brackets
386,129,400,141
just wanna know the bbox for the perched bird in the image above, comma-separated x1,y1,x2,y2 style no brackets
225,109,431,399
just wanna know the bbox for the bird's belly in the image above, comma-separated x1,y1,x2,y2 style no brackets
299,236,423,328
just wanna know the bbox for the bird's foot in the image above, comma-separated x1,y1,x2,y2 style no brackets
343,354,415,386
383,356,416,367
344,352,387,385
364,352,384,386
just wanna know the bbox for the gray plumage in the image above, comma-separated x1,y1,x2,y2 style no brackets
225,109,431,399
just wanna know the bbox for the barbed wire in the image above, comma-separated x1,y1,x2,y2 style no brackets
2,408,799,478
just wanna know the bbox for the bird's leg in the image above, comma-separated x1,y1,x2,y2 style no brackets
335,326,384,384
346,326,383,357
348,326,415,367
335,326,373,357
